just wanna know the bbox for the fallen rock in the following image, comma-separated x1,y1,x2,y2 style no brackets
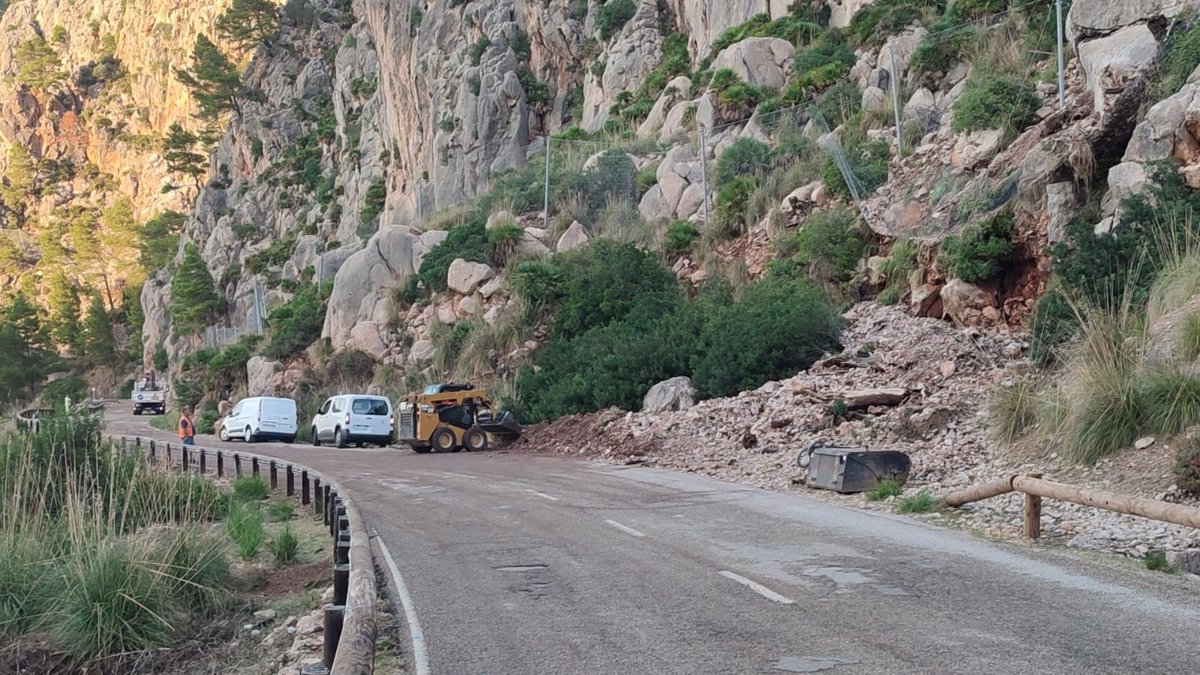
557,221,590,252
1167,548,1200,575
940,279,994,325
842,387,909,409
951,129,1004,170
1134,436,1156,450
446,259,495,295
643,376,695,414
253,609,278,626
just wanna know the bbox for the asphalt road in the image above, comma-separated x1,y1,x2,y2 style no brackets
106,406,1200,675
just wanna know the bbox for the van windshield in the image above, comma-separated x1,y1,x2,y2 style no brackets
353,399,389,416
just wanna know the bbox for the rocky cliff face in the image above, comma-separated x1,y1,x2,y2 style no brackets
0,0,226,304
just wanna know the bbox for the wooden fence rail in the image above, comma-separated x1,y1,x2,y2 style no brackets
943,474,1200,539
115,436,377,674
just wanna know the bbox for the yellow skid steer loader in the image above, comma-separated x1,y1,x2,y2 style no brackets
395,383,522,453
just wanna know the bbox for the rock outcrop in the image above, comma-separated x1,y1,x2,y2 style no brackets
643,376,695,413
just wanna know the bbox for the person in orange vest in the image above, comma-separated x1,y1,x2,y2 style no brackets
179,406,196,446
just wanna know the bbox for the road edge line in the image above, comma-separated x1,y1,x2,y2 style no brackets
718,570,795,604
377,538,432,675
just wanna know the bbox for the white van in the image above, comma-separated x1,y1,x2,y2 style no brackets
310,395,393,448
219,397,298,444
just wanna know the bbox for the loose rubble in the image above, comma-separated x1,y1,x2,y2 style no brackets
513,303,1200,565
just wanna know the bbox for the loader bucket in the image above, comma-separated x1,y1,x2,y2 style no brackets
479,410,522,441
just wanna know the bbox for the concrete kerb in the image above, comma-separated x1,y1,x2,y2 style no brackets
115,435,377,675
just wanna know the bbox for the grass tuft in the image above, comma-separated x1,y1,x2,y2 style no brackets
269,526,300,565
1144,550,1176,573
233,475,270,502
1180,313,1200,361
865,479,903,501
267,500,296,523
225,502,265,561
896,490,936,514
991,379,1039,444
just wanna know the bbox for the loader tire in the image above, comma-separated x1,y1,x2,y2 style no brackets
464,427,489,452
430,427,457,453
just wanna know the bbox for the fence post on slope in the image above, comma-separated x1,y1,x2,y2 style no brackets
699,126,711,226
889,45,904,158
542,135,552,230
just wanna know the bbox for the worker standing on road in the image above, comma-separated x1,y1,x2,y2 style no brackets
179,406,195,446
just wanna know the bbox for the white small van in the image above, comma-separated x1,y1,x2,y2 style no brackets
219,397,298,444
310,395,393,448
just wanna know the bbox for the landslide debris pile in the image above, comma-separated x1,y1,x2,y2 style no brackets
512,303,1027,491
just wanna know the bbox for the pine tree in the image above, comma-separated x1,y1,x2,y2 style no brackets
46,270,82,354
216,0,280,50
13,35,64,90
1,293,55,400
175,35,244,120
81,291,116,366
139,210,185,274
162,123,208,190
0,143,35,224
171,244,221,335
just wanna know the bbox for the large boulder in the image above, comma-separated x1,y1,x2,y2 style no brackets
1069,0,1186,39
446,259,495,295
557,221,590,252
951,129,1004,170
410,340,436,362
247,356,280,397
711,37,795,89
347,322,389,359
323,229,417,350
643,377,696,413
830,0,879,29
1077,24,1161,113
940,279,995,325
637,75,692,138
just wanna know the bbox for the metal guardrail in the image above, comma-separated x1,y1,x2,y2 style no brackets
943,473,1200,539
114,436,377,674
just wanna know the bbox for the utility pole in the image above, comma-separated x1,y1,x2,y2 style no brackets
1056,0,1066,110
542,136,552,230
890,46,904,158
699,126,711,225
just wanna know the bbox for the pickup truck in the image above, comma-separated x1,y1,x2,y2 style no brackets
132,381,166,415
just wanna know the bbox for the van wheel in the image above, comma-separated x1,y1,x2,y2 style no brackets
219,426,230,442
430,428,457,453
311,428,321,447
464,427,489,452
335,427,348,449
245,427,256,443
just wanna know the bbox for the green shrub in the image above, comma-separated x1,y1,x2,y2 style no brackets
596,0,636,40
911,7,974,76
488,221,524,266
812,80,862,127
419,218,491,291
937,212,1014,283
359,177,386,238
552,241,681,339
233,475,269,502
715,176,758,238
165,533,230,611
171,245,221,336
1138,366,1200,436
263,282,331,359
1175,436,1200,495
664,220,699,255
1154,12,1200,99
512,260,565,308
1181,314,1200,361
469,36,490,66
847,0,939,47
952,71,1040,139
636,161,659,196
865,479,903,501
691,276,842,398
787,34,856,101
783,208,869,286
821,138,890,199
896,490,936,514
715,138,772,187
1029,288,1076,367
268,526,299,565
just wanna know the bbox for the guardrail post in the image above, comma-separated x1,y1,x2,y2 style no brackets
322,605,345,668
333,563,350,605
181,446,190,472
301,471,310,504
199,449,207,474
336,534,350,564
1024,473,1044,539
252,457,260,478
286,465,295,496
135,437,142,449
217,451,225,477
148,440,156,462
323,486,332,524
270,461,278,490
234,454,242,477
165,443,172,468
314,478,323,515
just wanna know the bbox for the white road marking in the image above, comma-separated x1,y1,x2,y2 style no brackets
376,538,431,675
605,519,646,538
719,570,795,604
525,489,560,501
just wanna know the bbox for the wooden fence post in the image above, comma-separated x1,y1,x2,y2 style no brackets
181,446,189,473
199,449,207,474
252,457,260,478
322,605,345,668
301,471,310,505
234,454,242,476
333,563,350,605
270,461,278,490
165,443,172,468
1023,473,1044,539
286,465,295,496
148,440,156,462
217,451,225,477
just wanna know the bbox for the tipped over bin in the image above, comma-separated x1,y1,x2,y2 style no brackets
798,443,912,494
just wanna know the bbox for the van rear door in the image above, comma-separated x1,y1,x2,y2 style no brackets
351,397,391,437
260,398,298,433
